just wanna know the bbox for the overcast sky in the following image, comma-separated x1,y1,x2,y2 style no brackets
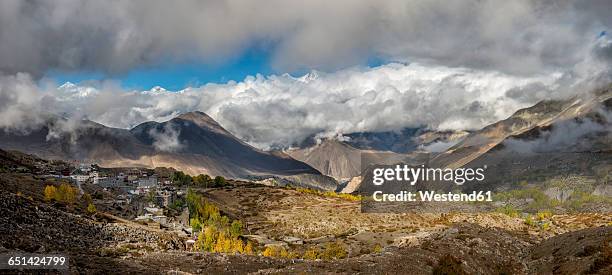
0,0,611,148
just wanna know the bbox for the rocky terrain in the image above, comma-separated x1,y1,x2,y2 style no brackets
0,188,185,272
53,222,610,274
190,182,611,274
0,158,611,274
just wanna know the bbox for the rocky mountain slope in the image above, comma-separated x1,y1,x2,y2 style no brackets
430,88,612,170
343,128,422,153
286,128,468,181
0,112,320,180
285,139,415,181
285,140,364,180
416,87,612,195
344,128,469,153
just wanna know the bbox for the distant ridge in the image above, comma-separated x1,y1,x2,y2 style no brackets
0,111,321,180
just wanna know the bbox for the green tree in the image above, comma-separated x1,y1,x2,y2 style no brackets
146,188,157,203
191,217,202,232
213,176,226,187
172,171,193,186
193,174,212,187
229,220,243,237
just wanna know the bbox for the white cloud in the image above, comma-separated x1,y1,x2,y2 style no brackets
0,31,610,150
0,0,611,76
149,124,184,152
4,62,591,149
503,107,611,154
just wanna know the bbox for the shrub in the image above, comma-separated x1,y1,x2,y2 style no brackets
496,204,519,218
320,242,348,260
524,215,536,227
87,203,97,214
536,210,553,220
303,248,319,260
295,187,362,201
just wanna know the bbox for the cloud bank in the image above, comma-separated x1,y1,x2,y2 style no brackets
0,0,611,76
1,0,612,150
2,57,608,150
503,107,612,154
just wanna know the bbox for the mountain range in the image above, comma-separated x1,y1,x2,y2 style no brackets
0,112,321,181
0,87,610,191
429,87,611,187
290,87,611,193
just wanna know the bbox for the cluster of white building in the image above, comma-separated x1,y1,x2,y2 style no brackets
70,166,159,190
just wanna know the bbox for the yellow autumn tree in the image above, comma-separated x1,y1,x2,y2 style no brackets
320,241,348,260
222,237,232,253
214,233,226,253
244,241,254,255
279,248,289,258
262,246,291,258
195,232,206,251
231,238,244,254
57,183,77,204
262,246,276,257
202,226,216,251
303,248,318,260
82,193,93,204
44,185,57,201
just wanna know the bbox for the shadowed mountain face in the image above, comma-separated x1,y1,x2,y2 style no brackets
343,128,422,153
430,89,612,170
295,128,468,154
0,112,320,178
286,139,424,181
286,140,364,180
285,128,468,181
427,88,612,191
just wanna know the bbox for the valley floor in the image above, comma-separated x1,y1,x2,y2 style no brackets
1,177,611,274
